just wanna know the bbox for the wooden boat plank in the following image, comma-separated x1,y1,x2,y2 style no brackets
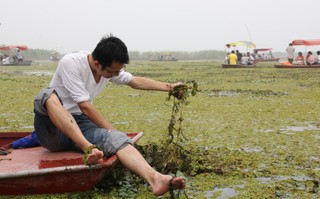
222,64,256,68
274,64,320,68
0,132,31,148
0,60,32,66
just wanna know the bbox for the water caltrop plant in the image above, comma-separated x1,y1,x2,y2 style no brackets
167,80,198,144
1,61,320,198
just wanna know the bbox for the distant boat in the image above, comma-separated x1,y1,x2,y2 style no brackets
151,53,178,61
253,48,280,63
50,50,60,61
274,39,320,68
0,45,32,66
0,60,32,66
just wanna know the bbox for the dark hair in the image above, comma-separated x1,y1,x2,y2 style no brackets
92,34,129,69
317,51,320,55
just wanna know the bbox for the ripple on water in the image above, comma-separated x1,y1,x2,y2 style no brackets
280,125,320,132
205,187,238,199
258,124,320,134
23,71,54,76
256,175,314,184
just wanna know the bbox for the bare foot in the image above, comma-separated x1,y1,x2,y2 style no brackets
86,148,104,165
152,175,186,196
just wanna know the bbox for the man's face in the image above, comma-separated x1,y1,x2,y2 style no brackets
97,61,126,78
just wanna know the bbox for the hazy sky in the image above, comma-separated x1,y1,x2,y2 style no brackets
1,0,319,54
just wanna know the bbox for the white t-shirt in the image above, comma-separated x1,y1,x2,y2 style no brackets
241,56,249,65
50,51,133,114
2,57,10,64
286,46,295,59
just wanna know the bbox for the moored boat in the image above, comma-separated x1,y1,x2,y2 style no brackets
0,131,143,195
0,45,33,66
253,48,280,63
0,60,32,66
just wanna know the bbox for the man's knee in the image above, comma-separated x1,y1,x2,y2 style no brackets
98,130,133,157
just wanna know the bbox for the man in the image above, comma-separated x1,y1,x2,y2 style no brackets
235,50,242,64
225,44,231,53
16,49,24,62
316,51,320,64
247,52,255,65
306,51,315,65
241,53,249,65
33,35,185,196
2,54,10,64
228,50,237,65
286,43,295,64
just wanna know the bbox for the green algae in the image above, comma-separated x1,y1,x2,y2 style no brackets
0,62,319,198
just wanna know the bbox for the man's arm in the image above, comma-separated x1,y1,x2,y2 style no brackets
127,76,181,91
78,101,115,130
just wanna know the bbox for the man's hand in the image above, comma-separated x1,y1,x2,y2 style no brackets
169,84,186,100
168,81,198,100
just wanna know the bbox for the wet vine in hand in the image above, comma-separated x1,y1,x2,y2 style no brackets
167,80,198,144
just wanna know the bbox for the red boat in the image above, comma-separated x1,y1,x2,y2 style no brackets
0,131,143,195
253,48,280,63
0,45,33,66
274,39,320,68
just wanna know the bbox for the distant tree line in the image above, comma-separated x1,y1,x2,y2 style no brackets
129,50,287,60
129,50,227,60
22,49,55,60
1,47,287,61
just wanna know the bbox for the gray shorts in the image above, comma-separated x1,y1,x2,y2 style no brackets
33,87,133,157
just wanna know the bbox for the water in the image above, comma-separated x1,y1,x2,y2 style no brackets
205,187,239,199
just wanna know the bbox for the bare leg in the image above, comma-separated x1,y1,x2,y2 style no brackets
116,144,185,196
45,93,103,164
